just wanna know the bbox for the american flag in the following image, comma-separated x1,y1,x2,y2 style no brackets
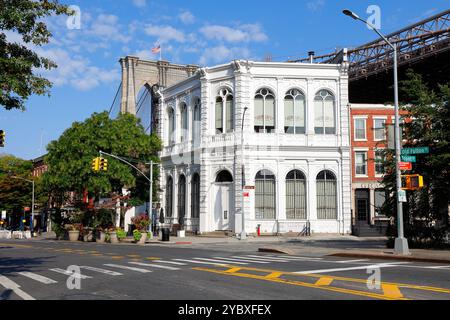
151,44,161,54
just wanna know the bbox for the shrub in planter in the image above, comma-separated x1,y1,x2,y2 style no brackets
131,214,150,233
116,228,127,242
133,229,142,242
66,224,82,242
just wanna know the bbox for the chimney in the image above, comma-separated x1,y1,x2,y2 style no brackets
308,51,315,64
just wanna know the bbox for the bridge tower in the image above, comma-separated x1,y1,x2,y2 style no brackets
119,56,198,134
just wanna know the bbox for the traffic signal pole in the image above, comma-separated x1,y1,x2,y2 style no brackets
98,151,155,234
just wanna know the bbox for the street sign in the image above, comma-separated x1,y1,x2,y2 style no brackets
401,155,417,163
0,211,5,220
399,162,412,171
398,190,407,203
244,186,255,190
243,192,250,197
401,147,429,155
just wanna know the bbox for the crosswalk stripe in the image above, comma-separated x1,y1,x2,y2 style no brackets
234,256,289,262
129,262,180,271
425,266,450,269
155,260,187,266
0,275,35,300
173,259,228,266
80,266,123,276
214,257,270,264
194,258,248,265
49,268,92,279
17,272,58,284
103,264,152,273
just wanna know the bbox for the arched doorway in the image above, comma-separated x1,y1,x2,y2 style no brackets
214,170,234,231
178,175,186,226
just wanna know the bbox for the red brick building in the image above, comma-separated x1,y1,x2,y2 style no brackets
349,104,408,236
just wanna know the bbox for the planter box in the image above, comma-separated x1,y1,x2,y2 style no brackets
83,229,94,242
177,230,186,238
96,231,106,243
109,232,119,244
68,230,80,242
138,232,147,244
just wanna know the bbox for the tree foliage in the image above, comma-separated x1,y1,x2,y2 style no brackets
0,0,71,110
43,112,162,215
381,70,450,247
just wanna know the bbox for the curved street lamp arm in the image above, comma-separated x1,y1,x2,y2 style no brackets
99,150,151,183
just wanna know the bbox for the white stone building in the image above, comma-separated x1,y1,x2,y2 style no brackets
157,59,352,235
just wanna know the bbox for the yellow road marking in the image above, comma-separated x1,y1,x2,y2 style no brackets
315,277,334,286
111,256,124,260
146,257,161,260
264,272,284,279
193,267,405,300
225,267,242,274
382,284,404,299
127,255,141,258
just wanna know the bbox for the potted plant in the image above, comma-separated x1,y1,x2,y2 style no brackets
83,227,94,242
131,214,150,244
133,229,142,243
116,228,127,242
93,209,114,243
66,224,81,242
109,227,119,244
96,227,107,243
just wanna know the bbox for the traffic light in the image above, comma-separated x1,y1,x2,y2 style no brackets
99,158,108,171
0,130,5,147
401,174,424,190
91,157,100,172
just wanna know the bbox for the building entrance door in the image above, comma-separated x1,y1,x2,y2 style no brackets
214,184,233,231
355,189,370,224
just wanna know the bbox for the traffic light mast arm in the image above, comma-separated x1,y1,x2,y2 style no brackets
99,150,151,182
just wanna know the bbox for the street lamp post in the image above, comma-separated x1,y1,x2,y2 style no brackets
343,9,409,255
240,107,249,240
11,176,35,235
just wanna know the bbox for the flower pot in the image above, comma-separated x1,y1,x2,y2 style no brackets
109,232,119,244
83,229,94,242
68,230,80,242
177,230,185,238
138,232,147,244
96,231,106,243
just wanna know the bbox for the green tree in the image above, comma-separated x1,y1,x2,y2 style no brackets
381,70,450,247
43,112,162,228
0,0,71,110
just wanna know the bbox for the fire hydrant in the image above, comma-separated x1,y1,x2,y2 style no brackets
257,224,261,236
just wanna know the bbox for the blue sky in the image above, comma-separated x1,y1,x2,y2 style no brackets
1,0,449,160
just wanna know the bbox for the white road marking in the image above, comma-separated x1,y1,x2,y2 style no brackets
129,262,180,271
236,255,289,262
213,257,270,264
49,268,92,279
80,266,123,276
103,264,152,273
194,258,248,265
294,263,409,275
0,275,36,300
17,272,58,284
334,259,369,263
155,260,187,266
173,259,227,266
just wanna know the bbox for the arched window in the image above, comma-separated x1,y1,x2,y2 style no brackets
193,98,201,141
254,88,275,133
286,170,306,220
165,177,173,218
215,89,234,134
255,169,276,219
180,102,188,142
215,170,233,183
168,108,175,145
314,90,336,134
316,170,337,219
178,175,186,225
284,89,306,134
191,173,200,219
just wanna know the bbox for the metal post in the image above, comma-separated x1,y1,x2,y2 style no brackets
342,9,410,255
31,180,35,235
392,47,409,254
149,161,153,235
240,107,248,240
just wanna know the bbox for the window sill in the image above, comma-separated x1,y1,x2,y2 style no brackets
355,175,369,178
354,139,368,142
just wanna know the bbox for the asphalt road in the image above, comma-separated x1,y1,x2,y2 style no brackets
1,239,450,301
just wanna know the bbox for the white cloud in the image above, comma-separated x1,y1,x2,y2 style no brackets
199,23,268,43
132,0,146,8
179,10,195,24
307,0,325,12
145,25,186,43
198,45,251,66
89,14,131,43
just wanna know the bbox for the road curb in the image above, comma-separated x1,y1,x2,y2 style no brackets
329,252,450,264
258,247,295,255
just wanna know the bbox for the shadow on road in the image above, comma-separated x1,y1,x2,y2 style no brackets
0,256,56,276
